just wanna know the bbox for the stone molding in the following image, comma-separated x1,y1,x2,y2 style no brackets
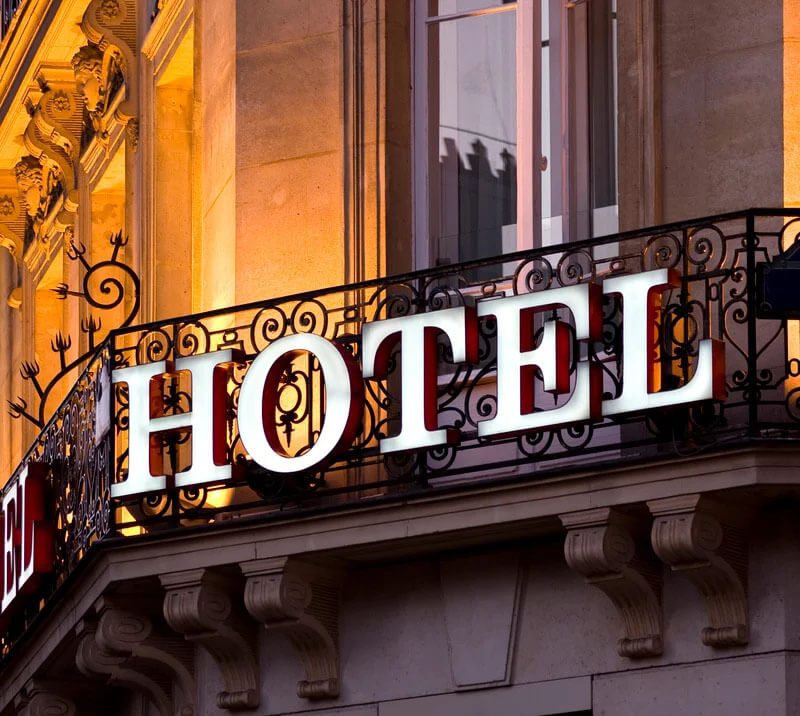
561,507,663,658
241,557,343,700
161,569,260,711
74,597,196,716
649,494,749,648
141,0,192,65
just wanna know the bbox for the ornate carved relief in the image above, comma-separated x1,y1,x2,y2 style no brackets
14,155,60,247
242,557,343,700
16,78,84,265
161,569,260,711
561,507,663,658
73,0,138,154
649,495,749,648
75,598,196,715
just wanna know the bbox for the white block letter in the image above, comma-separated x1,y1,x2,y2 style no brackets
1,480,17,612
238,333,363,473
602,268,726,416
361,306,478,453
111,349,241,498
477,283,602,438
17,463,53,594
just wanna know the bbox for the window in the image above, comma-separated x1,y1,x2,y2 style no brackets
413,0,618,269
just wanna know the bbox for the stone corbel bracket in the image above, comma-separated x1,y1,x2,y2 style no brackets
241,557,344,700
561,507,663,658
75,597,196,715
25,85,82,203
649,494,749,648
13,680,78,716
161,569,260,711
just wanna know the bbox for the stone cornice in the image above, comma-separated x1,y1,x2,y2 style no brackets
0,0,55,116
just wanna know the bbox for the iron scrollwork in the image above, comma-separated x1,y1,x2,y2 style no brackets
103,209,800,530
9,230,139,428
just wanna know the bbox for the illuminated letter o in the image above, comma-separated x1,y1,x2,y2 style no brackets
238,333,363,473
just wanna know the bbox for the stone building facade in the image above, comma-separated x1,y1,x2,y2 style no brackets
0,1,798,715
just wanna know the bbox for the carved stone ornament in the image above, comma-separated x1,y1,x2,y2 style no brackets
13,680,77,716
561,507,663,658
0,194,15,216
161,569,260,711
649,494,749,648
14,156,51,230
71,45,107,127
99,0,122,22
75,598,196,715
241,557,343,700
17,77,83,257
73,0,139,151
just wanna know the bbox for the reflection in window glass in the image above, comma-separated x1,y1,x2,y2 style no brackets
429,9,517,266
540,0,618,244
433,0,516,18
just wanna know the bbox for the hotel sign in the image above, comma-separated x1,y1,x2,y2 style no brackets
1,267,727,621
109,267,726,499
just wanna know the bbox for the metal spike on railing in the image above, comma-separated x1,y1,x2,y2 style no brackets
7,397,42,428
51,332,72,369
65,240,89,269
19,360,43,398
11,229,139,428
82,315,102,350
52,282,85,300
20,359,39,379
110,230,128,262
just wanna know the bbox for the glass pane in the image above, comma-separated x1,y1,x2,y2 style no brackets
430,10,517,268
589,0,616,211
433,0,516,18
541,0,562,245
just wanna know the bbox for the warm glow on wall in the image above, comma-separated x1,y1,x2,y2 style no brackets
785,2,800,395
786,1,800,209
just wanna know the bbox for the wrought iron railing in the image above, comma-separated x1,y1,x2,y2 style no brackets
0,348,112,659
3,208,800,662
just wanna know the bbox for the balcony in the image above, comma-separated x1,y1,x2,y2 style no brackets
2,207,800,663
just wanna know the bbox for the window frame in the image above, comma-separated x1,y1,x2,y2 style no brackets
412,0,618,268
412,0,541,271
